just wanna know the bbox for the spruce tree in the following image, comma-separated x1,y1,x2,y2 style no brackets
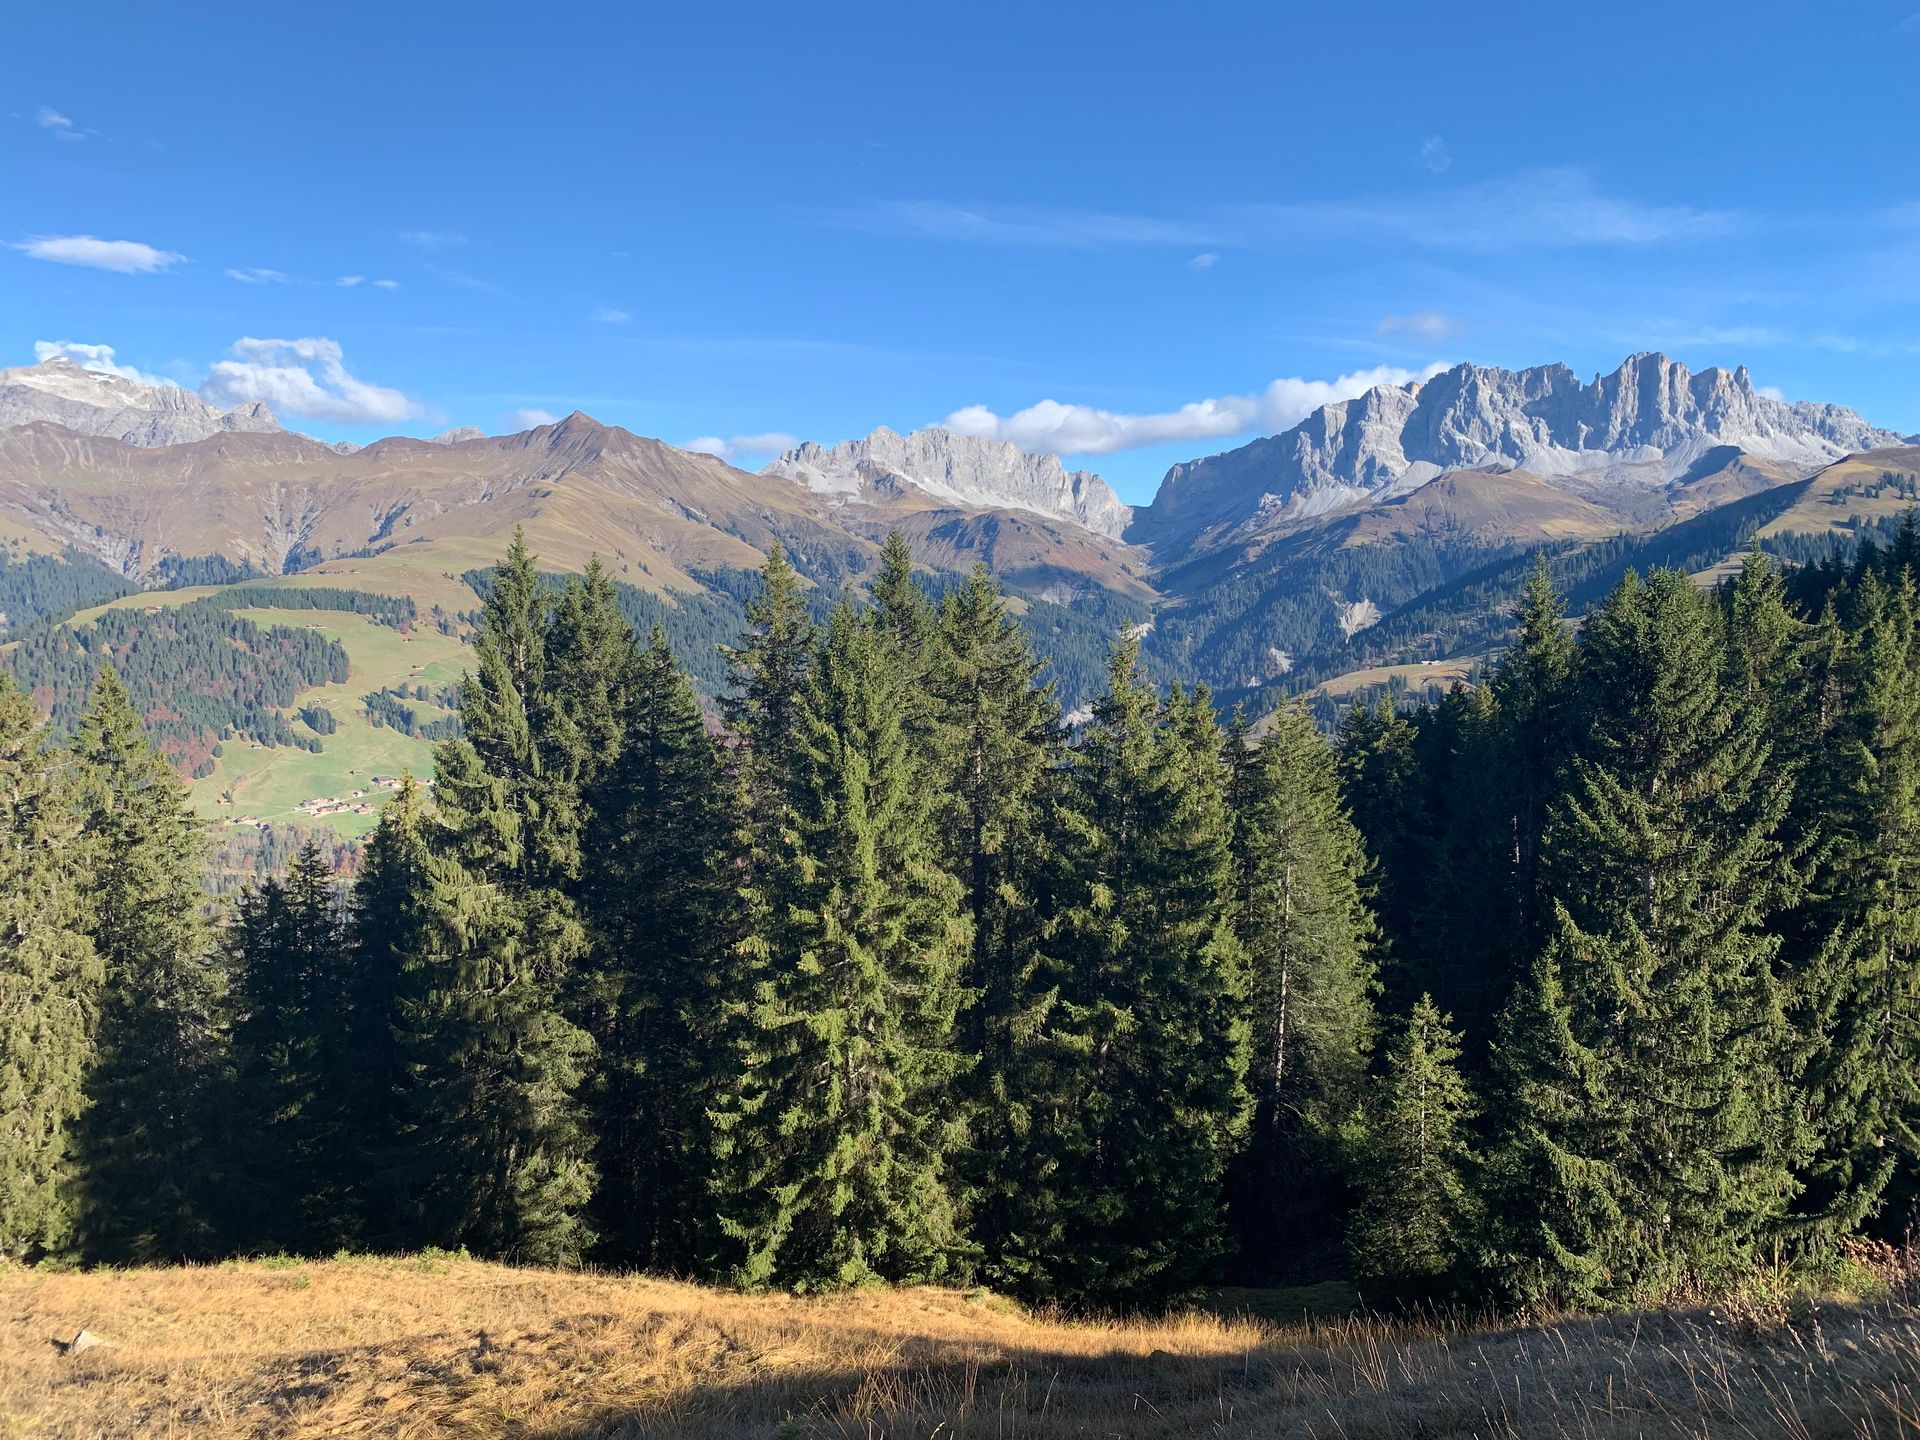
1786,568,1920,1243
1479,941,1629,1309
1337,694,1426,999
230,842,356,1252
1504,568,1796,1302
709,599,970,1289
1486,555,1578,966
346,773,438,1247
0,673,98,1259
721,541,813,805
69,669,229,1262
425,531,598,1263
925,564,1065,1288
1026,644,1249,1304
1228,702,1376,1278
545,556,639,789
1350,995,1477,1294
582,626,735,1270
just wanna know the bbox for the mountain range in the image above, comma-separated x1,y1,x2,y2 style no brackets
0,348,1915,697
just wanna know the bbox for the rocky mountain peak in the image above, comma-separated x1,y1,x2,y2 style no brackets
1141,352,1903,546
0,355,285,448
764,425,1131,538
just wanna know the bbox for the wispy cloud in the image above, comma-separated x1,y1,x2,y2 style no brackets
829,170,1740,255
593,306,631,324
427,264,494,292
502,407,560,431
825,200,1215,249
36,106,86,142
684,432,800,462
338,275,401,289
1377,311,1467,343
373,278,400,290
1420,135,1452,174
202,337,418,425
226,267,295,285
1188,253,1219,270
33,340,169,386
14,234,186,273
400,229,467,251
942,363,1449,458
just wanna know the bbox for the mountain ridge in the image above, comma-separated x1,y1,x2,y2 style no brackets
764,425,1131,538
1136,352,1902,553
0,356,283,448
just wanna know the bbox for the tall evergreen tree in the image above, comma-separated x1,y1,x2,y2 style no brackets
1228,703,1376,1278
346,773,438,1247
1350,995,1477,1294
923,564,1065,1284
423,531,598,1262
545,555,640,790
229,842,355,1252
1494,569,1796,1303
583,625,735,1270
1479,943,1628,1309
1337,694,1426,996
69,669,229,1262
1025,644,1249,1304
709,600,970,1289
1486,555,1579,966
1786,568,1920,1243
0,673,98,1259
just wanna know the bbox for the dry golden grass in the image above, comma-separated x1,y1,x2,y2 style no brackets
5,1253,1920,1438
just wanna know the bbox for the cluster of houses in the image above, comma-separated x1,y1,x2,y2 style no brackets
222,771,421,827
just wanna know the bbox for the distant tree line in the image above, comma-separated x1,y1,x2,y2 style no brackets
2,601,347,773
6,527,1920,1318
0,547,136,633
362,687,461,740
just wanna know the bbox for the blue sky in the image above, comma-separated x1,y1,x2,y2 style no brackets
6,1,1918,504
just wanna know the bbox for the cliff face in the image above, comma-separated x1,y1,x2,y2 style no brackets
1141,353,1903,544
0,357,282,448
765,425,1131,538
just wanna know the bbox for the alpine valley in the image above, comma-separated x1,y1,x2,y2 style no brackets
1,348,1914,837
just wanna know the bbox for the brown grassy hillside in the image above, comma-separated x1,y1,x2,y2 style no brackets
4,1255,1918,1438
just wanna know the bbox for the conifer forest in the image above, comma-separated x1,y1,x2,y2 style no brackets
9,525,1920,1318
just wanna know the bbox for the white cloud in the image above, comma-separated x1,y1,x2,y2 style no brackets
684,432,800,462
36,106,84,141
1188,253,1219,270
502,407,560,431
372,278,400,290
14,234,185,273
337,275,364,287
1377,311,1466,343
1758,385,1788,402
1420,135,1452,174
400,229,466,251
201,337,418,426
225,267,293,284
942,363,1449,458
32,340,169,386
593,307,631,324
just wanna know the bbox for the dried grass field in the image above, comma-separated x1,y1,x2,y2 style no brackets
5,1254,1920,1438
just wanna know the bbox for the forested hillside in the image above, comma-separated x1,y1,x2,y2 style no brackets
5,524,1920,1317
2,601,348,774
